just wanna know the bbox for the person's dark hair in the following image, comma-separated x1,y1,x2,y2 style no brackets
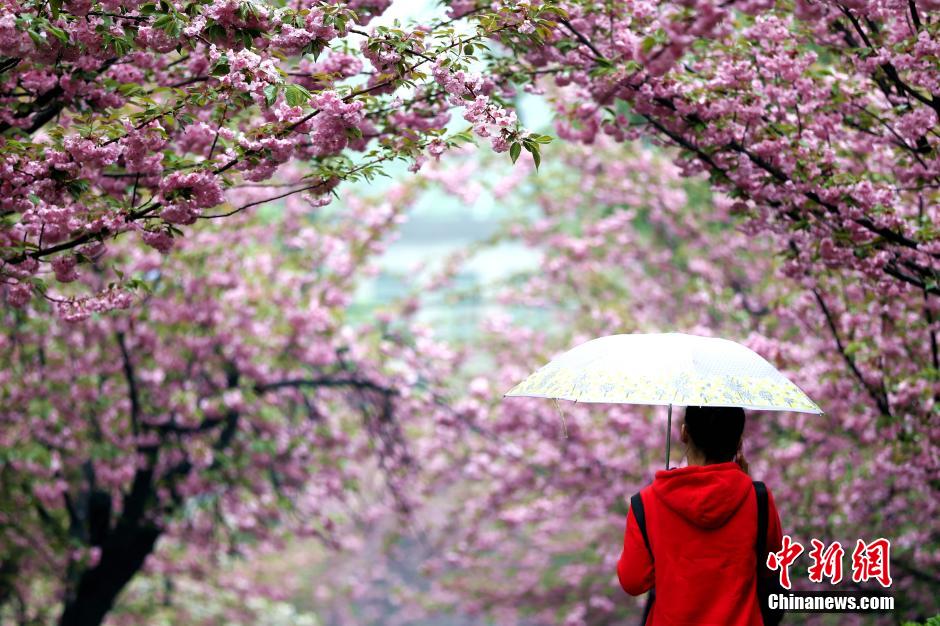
684,406,746,462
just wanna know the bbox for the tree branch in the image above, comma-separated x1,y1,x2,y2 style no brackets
559,19,606,63
115,332,141,436
255,376,397,396
811,288,892,417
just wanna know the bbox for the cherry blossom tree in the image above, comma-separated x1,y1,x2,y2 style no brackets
484,0,939,296
2,0,938,624
386,135,938,624
0,0,555,622
0,0,558,316
0,176,474,625
380,2,938,620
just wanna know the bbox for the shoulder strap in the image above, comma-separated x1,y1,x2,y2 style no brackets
753,481,768,569
630,492,653,560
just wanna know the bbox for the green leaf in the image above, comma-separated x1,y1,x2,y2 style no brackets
152,14,175,30
509,142,521,163
210,57,230,76
538,6,569,18
284,84,311,107
523,142,541,170
46,24,68,43
205,22,226,41
263,83,279,107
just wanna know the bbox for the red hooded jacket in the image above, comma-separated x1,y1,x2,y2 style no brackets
617,462,783,625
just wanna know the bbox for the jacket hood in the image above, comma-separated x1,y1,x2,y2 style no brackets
651,462,752,529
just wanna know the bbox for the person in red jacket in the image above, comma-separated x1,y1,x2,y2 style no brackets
617,405,784,625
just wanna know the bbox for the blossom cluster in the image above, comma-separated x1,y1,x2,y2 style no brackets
0,0,542,316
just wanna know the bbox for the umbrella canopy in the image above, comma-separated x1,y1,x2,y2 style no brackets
504,332,822,414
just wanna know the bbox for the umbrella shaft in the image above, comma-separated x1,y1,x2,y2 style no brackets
665,404,672,470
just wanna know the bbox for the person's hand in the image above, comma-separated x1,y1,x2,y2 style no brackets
735,450,750,475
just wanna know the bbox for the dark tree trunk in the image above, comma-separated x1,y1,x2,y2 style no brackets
58,524,160,626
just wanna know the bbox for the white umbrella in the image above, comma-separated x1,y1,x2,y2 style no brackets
504,332,822,468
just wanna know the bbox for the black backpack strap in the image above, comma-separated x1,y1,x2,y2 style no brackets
753,481,768,571
630,492,653,559
753,481,785,625
631,491,655,625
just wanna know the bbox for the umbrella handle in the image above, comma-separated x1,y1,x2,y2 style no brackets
665,403,672,470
